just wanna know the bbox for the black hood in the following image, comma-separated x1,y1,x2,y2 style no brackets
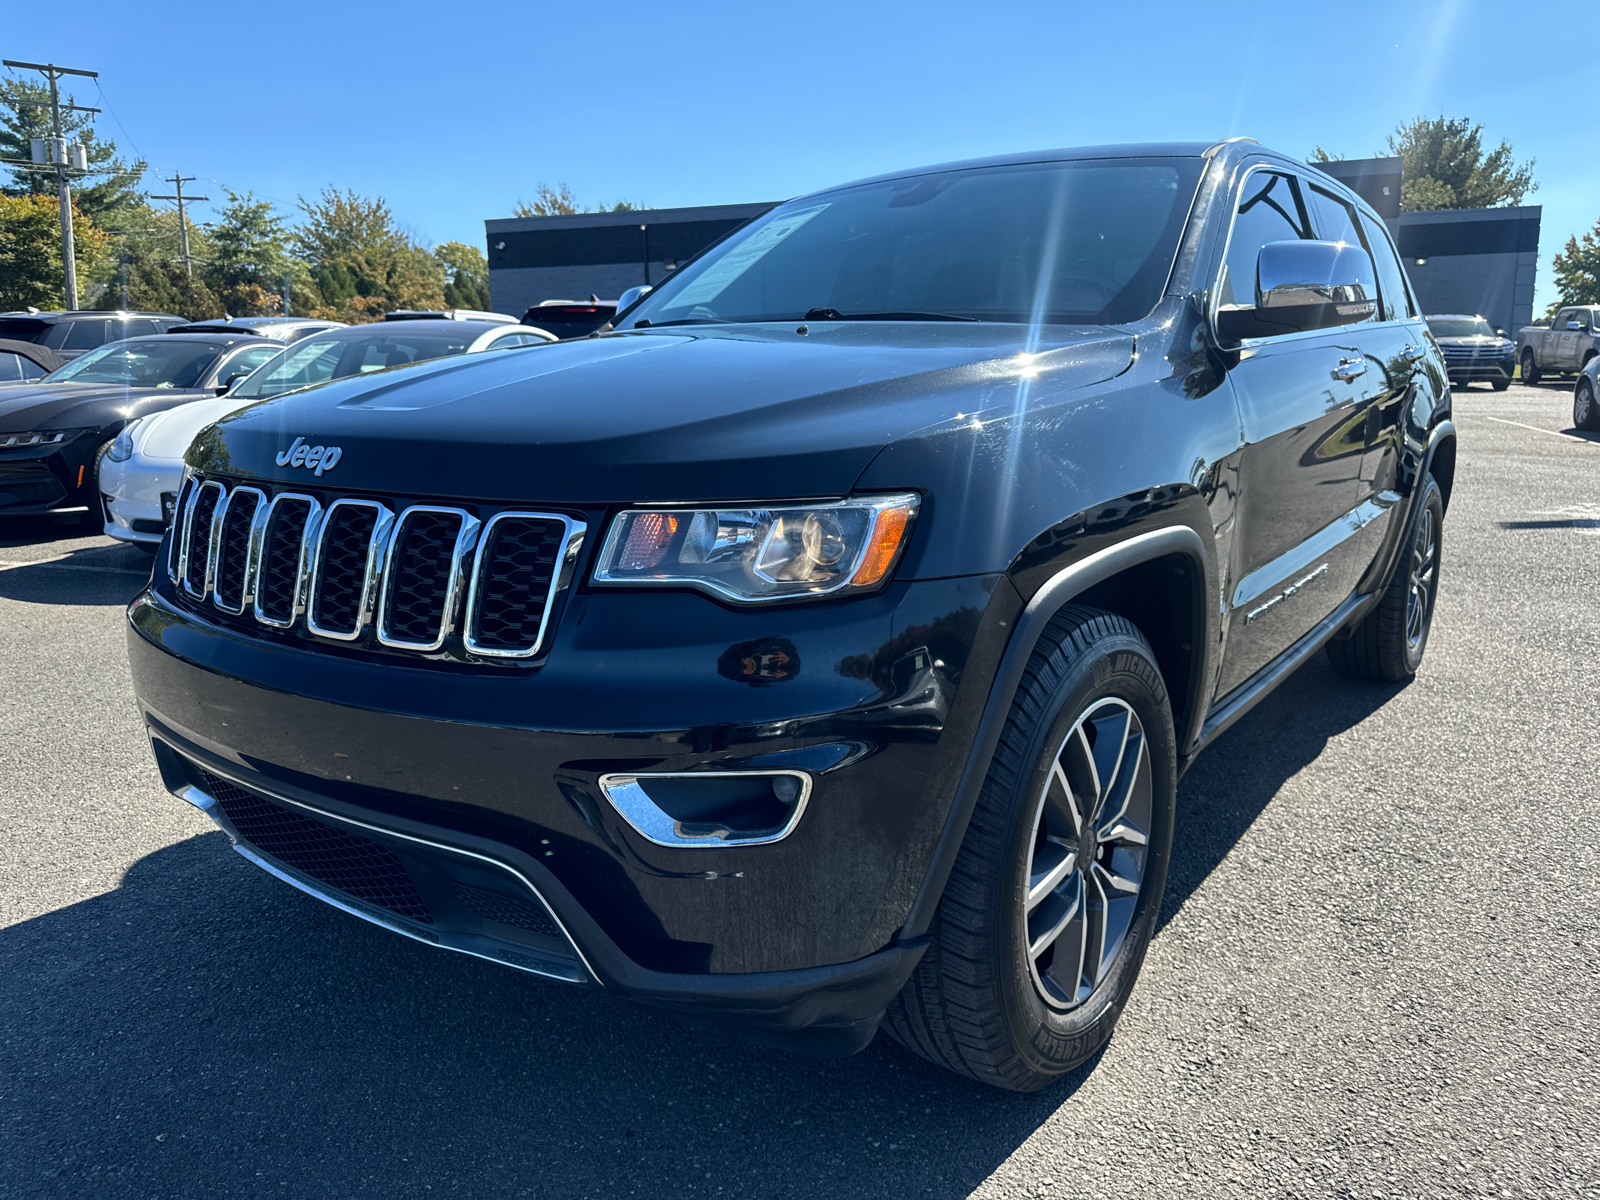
0,381,209,433
197,324,1134,503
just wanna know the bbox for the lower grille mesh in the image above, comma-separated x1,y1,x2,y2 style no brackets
198,768,434,924
452,881,559,937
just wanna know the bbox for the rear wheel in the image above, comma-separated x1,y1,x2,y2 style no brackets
1520,349,1540,386
1491,376,1510,391
884,607,1176,1091
1328,474,1443,681
1575,379,1600,432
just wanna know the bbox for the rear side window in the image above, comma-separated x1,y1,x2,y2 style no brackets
0,318,51,343
1220,171,1312,309
60,319,110,350
0,352,25,381
1358,210,1415,321
121,319,162,337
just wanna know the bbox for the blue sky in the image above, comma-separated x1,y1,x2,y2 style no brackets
6,0,1590,313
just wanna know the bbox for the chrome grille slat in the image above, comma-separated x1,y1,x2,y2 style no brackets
173,476,582,664
306,499,395,642
182,481,226,598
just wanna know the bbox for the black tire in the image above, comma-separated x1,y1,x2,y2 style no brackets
1328,474,1444,682
1520,349,1540,387
1491,377,1510,391
84,439,115,528
884,606,1176,1091
1576,379,1600,432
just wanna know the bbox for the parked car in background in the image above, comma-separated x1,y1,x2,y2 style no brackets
521,298,618,340
1425,314,1514,391
1574,355,1600,432
0,334,281,521
129,139,1455,1090
165,316,346,343
384,309,518,324
100,318,555,548
1516,306,1600,385
0,309,188,360
0,338,65,383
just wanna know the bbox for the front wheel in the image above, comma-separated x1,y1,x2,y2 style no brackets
1491,377,1510,391
1328,474,1443,681
884,607,1176,1091
1576,379,1600,432
1520,350,1541,386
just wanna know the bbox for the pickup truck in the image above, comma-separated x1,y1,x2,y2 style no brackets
1516,305,1600,385
127,139,1454,1091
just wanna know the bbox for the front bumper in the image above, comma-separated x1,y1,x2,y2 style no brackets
128,566,1019,1050
0,433,101,514
1444,357,1515,383
99,451,179,544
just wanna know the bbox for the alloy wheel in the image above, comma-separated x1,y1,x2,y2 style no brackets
1407,507,1438,649
1024,698,1152,1011
1577,383,1594,428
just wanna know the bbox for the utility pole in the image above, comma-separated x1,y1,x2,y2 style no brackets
150,175,208,277
2,60,99,310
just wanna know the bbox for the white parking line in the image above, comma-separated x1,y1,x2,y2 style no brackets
0,558,150,576
1484,416,1597,444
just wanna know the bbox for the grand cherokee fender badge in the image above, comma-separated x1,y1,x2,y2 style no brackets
275,436,342,476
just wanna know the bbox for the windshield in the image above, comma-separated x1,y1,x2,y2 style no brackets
1426,317,1496,339
626,158,1203,329
231,328,476,399
45,339,223,387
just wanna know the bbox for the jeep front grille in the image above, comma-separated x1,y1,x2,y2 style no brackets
167,476,582,664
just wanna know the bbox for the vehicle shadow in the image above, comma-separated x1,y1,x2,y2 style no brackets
1,656,1402,1200
1161,653,1407,931
0,540,154,607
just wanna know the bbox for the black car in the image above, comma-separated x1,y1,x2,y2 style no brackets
0,334,281,519
128,140,1454,1091
0,309,188,360
0,338,64,383
1425,313,1515,390
521,299,617,339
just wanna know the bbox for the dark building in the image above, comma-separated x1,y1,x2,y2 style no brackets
1318,156,1540,334
485,202,776,317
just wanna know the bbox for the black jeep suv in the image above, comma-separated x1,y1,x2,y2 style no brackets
127,140,1454,1091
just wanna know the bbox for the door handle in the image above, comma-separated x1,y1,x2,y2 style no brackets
1332,357,1367,382
1401,344,1427,362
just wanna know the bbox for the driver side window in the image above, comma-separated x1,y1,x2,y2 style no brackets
1220,170,1312,310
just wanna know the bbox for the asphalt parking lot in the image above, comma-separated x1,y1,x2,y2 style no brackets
2,382,1597,1199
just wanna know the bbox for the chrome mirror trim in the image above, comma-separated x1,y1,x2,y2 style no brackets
306,499,395,642
376,505,481,652
463,512,586,660
598,769,812,848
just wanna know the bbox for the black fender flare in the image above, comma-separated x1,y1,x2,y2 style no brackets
897,524,1208,941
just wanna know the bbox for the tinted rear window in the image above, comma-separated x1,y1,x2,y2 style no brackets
0,319,51,343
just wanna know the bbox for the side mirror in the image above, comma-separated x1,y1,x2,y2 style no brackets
218,373,249,395
1566,320,1584,331
615,284,653,317
1216,240,1377,343
1496,328,1507,338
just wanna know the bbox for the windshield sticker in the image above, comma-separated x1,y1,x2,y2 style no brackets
665,203,831,309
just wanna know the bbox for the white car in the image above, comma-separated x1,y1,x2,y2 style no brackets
100,317,556,548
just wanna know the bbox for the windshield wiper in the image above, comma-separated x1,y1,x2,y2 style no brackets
802,308,977,322
633,317,724,328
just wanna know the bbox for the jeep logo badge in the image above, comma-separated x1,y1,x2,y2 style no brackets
275,436,342,477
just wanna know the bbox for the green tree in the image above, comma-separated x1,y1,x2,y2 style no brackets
105,244,223,318
0,71,145,225
0,193,111,309
294,188,443,321
1547,214,1600,315
1312,118,1536,212
201,190,318,316
435,240,490,310
1386,117,1534,212
513,182,644,217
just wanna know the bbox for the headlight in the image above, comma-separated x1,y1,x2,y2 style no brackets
0,430,71,449
593,493,919,602
107,419,143,463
